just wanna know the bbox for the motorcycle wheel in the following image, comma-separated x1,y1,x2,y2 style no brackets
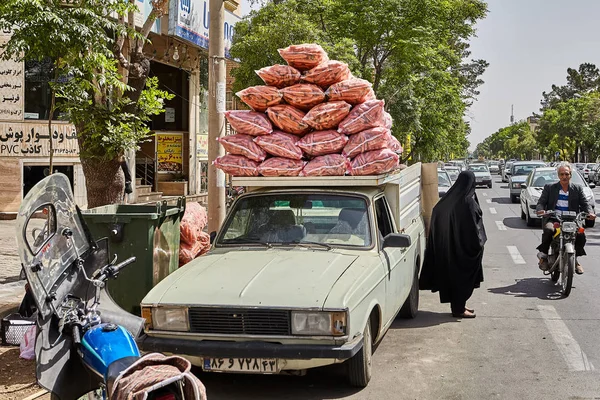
561,252,575,297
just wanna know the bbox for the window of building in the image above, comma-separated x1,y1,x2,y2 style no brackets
24,58,68,121
148,61,189,132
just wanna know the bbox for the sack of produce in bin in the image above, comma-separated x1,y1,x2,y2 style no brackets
280,84,326,110
218,134,267,162
325,78,373,105
213,154,260,176
302,60,351,88
254,131,303,160
179,239,203,266
342,127,390,158
266,104,311,135
278,43,328,71
387,135,403,153
302,101,351,130
180,202,208,245
338,99,385,135
300,154,347,176
297,130,348,156
258,157,304,177
348,148,399,176
236,85,283,112
256,64,302,88
224,110,273,136
198,231,211,256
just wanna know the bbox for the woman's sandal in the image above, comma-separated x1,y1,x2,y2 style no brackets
452,310,476,318
465,306,474,313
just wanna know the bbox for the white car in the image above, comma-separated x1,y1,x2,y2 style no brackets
520,167,596,227
502,161,514,183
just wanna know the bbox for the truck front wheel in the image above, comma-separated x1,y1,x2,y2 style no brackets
347,319,372,387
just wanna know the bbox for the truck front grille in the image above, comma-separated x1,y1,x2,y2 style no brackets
188,308,291,336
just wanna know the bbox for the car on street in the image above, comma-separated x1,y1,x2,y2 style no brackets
444,166,461,183
502,161,514,183
438,169,452,197
520,167,596,227
583,163,597,181
468,163,492,188
508,161,547,202
447,159,467,171
487,160,500,174
589,164,600,185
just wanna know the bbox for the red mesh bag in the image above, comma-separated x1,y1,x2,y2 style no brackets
348,148,399,176
300,154,347,176
179,240,202,266
302,101,351,131
361,87,376,103
297,130,348,156
179,202,208,245
256,64,302,88
387,135,403,153
197,231,211,256
258,157,304,177
236,86,283,112
218,134,267,162
342,127,390,158
278,43,328,71
266,105,311,135
325,78,373,105
254,131,303,160
338,99,385,135
376,111,393,130
302,60,351,88
213,155,259,176
280,84,325,110
224,110,273,136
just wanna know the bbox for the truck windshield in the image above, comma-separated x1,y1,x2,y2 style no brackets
217,194,372,248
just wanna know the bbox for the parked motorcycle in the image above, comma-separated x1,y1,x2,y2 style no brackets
15,173,206,400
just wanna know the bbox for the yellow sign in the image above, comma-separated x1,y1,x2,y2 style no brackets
157,133,183,172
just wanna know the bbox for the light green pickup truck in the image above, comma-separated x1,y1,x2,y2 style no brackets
139,164,426,387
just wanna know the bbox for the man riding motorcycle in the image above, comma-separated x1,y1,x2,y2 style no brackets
536,162,596,274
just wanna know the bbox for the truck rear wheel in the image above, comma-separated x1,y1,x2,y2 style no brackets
399,266,419,319
347,319,372,387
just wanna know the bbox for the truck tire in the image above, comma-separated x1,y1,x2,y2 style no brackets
347,319,372,387
399,266,419,319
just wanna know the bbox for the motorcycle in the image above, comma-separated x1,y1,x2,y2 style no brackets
542,210,588,297
15,173,206,400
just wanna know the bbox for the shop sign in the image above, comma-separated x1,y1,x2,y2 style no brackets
196,133,208,160
134,0,161,33
0,29,24,121
0,122,79,157
157,133,183,172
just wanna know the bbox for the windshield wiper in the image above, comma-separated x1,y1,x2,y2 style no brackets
221,237,272,248
279,240,333,250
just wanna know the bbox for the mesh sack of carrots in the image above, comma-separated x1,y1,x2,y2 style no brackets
278,43,329,71
236,86,283,112
224,110,273,136
258,157,305,177
348,148,399,176
255,64,302,88
342,127,391,158
297,130,348,156
280,84,326,110
302,60,352,88
266,105,311,135
179,202,208,245
213,154,259,176
254,131,303,160
300,154,347,176
387,135,403,153
302,101,351,131
338,99,385,135
179,240,203,266
218,134,267,162
325,78,373,105
377,111,393,130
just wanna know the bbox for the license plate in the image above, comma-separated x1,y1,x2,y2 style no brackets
476,178,482,182
203,357,279,373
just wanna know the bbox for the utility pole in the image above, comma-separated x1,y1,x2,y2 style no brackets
510,104,514,125
207,0,226,233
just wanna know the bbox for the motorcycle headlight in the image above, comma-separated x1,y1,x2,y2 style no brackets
291,311,347,336
152,307,190,332
512,182,521,189
562,222,577,233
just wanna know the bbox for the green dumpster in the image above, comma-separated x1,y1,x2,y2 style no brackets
82,199,186,315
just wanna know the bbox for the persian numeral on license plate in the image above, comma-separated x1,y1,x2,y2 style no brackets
203,357,279,373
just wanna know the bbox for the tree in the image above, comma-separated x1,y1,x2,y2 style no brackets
541,63,600,110
0,0,173,207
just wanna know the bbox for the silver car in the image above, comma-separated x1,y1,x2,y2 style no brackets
509,161,546,202
438,169,452,197
502,161,514,183
487,161,500,174
468,164,492,188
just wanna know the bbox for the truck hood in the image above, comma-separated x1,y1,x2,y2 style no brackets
511,175,528,183
143,249,359,309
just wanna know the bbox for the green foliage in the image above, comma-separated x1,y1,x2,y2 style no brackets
476,121,537,160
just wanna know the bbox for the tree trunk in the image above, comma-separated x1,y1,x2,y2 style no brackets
124,51,150,113
80,157,125,208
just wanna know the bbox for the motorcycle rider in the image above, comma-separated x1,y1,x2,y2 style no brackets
536,162,595,274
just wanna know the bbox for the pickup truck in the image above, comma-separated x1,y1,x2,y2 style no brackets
138,164,426,387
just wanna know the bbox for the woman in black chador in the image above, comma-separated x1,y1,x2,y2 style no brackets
419,170,486,318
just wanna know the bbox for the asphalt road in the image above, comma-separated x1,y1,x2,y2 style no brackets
197,176,600,400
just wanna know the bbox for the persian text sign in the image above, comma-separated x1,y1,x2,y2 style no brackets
0,122,79,157
0,29,24,121
157,133,183,172
196,133,208,160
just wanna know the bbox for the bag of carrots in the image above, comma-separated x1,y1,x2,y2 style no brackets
266,105,311,135
342,127,390,158
218,134,267,162
278,43,329,71
297,130,348,156
302,60,351,88
338,99,385,135
300,154,348,176
213,154,260,176
256,64,302,88
302,101,352,131
258,158,305,177
224,110,273,136
236,86,283,112
254,131,303,160
387,135,403,153
325,78,373,105
280,84,326,110
347,148,399,176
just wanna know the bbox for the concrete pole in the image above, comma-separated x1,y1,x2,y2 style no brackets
207,0,226,232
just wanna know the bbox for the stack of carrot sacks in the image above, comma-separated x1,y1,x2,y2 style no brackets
214,43,403,177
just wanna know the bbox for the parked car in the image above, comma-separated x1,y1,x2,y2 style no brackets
487,160,500,174
583,163,597,182
508,161,547,202
520,167,596,227
590,164,600,184
502,161,514,183
444,166,461,183
468,164,492,188
438,169,452,197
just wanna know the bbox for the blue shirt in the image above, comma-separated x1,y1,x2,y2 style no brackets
556,189,569,212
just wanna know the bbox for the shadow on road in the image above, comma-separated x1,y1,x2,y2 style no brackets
390,310,459,329
491,197,512,204
487,277,566,300
503,217,536,230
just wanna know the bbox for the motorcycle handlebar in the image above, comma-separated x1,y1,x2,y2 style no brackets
96,256,136,282
111,257,136,275
72,324,81,346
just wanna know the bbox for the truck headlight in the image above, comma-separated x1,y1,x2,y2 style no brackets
152,307,190,332
291,311,347,336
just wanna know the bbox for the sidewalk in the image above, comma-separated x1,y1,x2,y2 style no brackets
0,220,24,317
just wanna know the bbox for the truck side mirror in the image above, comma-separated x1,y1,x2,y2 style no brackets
520,183,527,189
382,233,411,249
209,231,217,244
